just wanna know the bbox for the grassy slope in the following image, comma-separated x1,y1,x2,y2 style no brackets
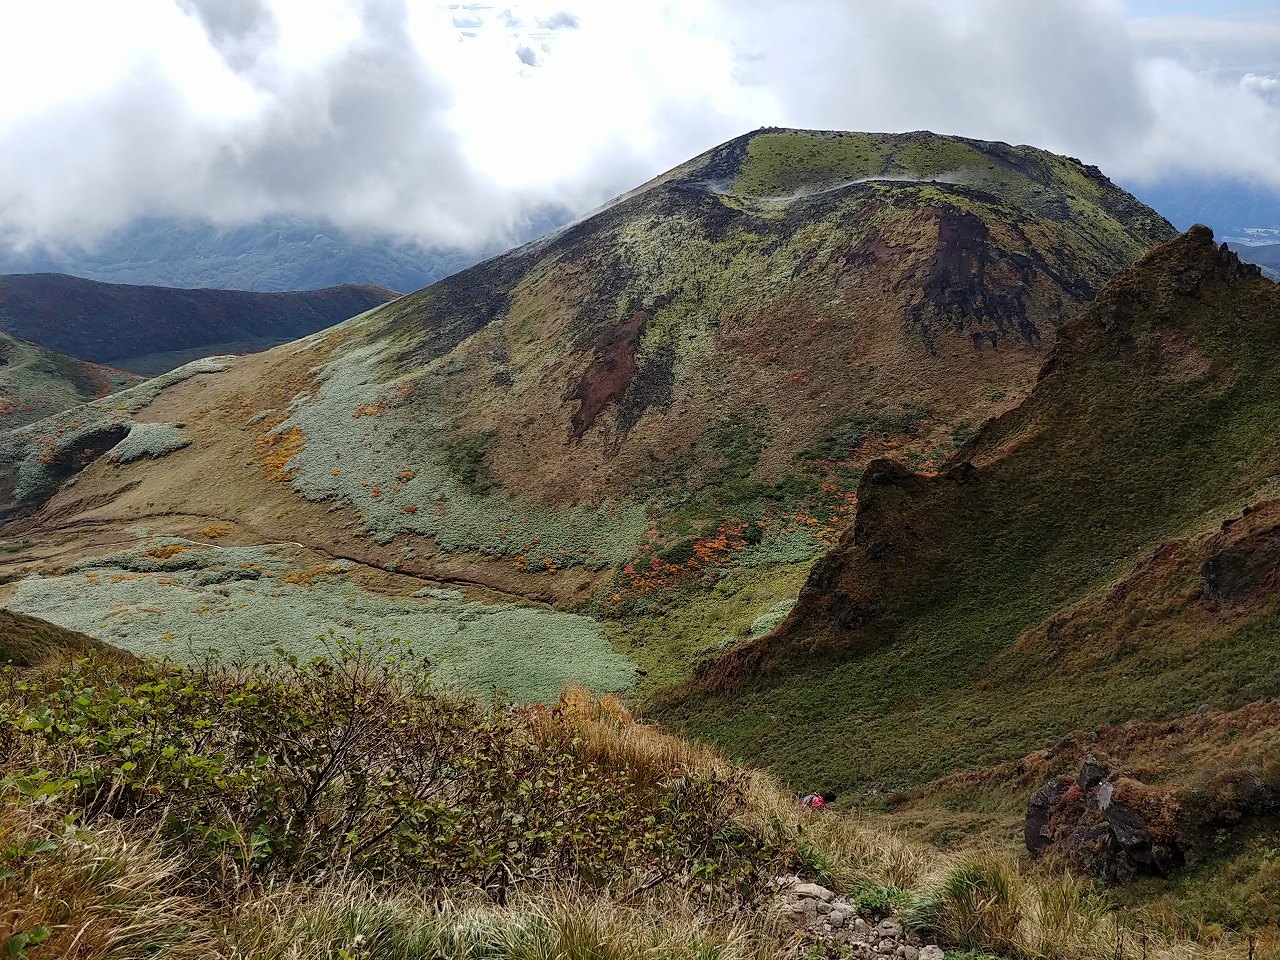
0,332,141,428
0,608,131,667
656,227,1280,795
887,697,1280,933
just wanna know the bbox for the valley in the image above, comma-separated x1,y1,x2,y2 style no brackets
2,127,1277,960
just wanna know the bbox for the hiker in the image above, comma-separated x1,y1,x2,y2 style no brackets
801,791,837,811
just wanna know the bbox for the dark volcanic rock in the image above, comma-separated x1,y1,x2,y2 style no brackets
1024,775,1072,858
1025,754,1279,883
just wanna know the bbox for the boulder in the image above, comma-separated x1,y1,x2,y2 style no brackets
793,882,836,902
1026,759,1190,882
1025,775,1073,857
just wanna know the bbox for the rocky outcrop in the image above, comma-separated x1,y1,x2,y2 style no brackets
772,876,944,957
1026,753,1280,883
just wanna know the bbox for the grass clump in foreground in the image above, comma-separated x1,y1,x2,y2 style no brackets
0,643,1274,960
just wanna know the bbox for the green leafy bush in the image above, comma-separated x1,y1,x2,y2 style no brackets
0,643,778,902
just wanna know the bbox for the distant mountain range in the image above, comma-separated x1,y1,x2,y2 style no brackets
0,273,397,374
1233,242,1280,281
1125,178,1280,244
0,214,570,293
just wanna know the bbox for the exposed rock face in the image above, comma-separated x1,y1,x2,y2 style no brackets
1201,502,1280,611
1026,754,1280,883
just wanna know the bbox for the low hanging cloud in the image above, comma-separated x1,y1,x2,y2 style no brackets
714,0,1280,189
537,11,579,30
1,0,1277,255
1,1,536,251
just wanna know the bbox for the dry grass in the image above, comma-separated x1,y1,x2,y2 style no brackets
0,802,216,960
552,684,734,789
900,851,1280,960
223,881,787,960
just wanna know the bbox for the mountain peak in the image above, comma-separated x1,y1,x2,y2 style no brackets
3,134,1176,708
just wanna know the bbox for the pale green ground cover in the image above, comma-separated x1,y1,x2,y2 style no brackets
1,356,232,504
280,341,648,567
735,524,826,567
83,356,235,417
8,539,638,702
747,599,796,638
109,422,191,463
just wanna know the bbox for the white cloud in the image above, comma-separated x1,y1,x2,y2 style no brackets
1241,72,1280,99
1116,59,1280,187
1,0,1277,253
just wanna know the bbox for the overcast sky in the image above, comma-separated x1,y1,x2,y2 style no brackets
1,0,1277,252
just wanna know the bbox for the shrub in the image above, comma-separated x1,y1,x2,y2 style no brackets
0,644,780,903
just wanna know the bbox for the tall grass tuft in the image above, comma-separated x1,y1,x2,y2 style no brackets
0,802,216,959
903,853,1024,955
223,881,780,960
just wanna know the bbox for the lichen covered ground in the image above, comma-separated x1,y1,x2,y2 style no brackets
6,535,636,702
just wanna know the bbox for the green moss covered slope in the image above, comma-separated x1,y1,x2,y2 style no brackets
657,227,1280,794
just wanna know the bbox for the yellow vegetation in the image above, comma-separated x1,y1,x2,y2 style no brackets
145,544,190,560
255,424,304,481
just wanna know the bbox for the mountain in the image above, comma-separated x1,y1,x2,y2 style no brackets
657,227,1280,798
0,273,398,374
1234,242,1280,281
0,331,140,429
0,128,1173,703
0,217,493,292
1126,178,1280,243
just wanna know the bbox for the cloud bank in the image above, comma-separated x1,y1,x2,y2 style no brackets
1,0,1277,253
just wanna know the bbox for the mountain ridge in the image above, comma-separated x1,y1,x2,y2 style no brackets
655,225,1280,795
0,272,398,373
